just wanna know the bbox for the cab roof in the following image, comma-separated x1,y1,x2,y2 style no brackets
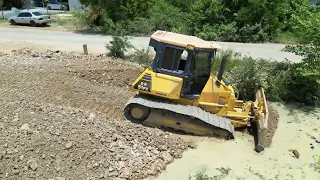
150,30,221,51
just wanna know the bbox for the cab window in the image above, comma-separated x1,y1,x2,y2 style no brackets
160,46,187,73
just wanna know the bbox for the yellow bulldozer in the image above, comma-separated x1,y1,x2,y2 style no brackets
124,30,269,152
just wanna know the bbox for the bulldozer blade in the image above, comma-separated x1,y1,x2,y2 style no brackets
255,87,269,130
252,87,269,153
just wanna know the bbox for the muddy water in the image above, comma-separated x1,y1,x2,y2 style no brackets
147,103,320,180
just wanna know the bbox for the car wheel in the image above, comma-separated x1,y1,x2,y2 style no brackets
30,20,36,27
42,23,47,27
10,19,16,25
47,6,51,10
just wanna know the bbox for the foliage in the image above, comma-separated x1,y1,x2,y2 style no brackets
316,156,320,172
2,0,24,9
187,168,228,180
211,49,242,72
214,50,319,105
282,1,320,105
75,0,311,42
0,0,3,20
105,36,133,58
148,0,188,34
79,0,153,23
131,47,154,67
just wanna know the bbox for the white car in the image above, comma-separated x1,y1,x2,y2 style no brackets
9,11,51,27
47,1,63,10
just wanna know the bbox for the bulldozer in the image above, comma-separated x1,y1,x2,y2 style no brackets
124,30,269,152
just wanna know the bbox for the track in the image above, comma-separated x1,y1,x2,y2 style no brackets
124,94,235,139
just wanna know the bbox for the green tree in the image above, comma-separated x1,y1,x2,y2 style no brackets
282,1,320,105
222,0,290,41
149,0,187,33
79,0,154,24
187,0,226,37
0,0,4,19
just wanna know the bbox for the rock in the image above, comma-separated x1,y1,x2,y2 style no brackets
88,113,95,121
120,168,130,178
93,162,99,168
108,166,114,172
56,177,66,180
12,169,19,175
316,140,320,144
310,144,314,149
161,151,173,163
311,136,316,140
103,170,109,178
65,142,73,150
27,159,38,171
20,123,31,131
291,149,300,159
19,155,24,161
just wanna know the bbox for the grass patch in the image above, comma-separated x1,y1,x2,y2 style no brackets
187,168,230,180
48,14,87,31
315,157,320,173
273,31,302,44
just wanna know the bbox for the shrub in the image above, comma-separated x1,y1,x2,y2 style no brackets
149,0,188,33
282,1,320,106
285,63,320,105
238,23,269,43
213,50,294,102
212,49,242,72
105,36,133,58
226,56,269,101
131,48,154,67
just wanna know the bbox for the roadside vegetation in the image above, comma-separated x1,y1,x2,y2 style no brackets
71,0,317,44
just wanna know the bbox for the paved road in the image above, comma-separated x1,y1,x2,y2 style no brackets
0,27,302,62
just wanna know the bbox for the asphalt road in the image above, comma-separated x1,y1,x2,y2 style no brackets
0,27,302,62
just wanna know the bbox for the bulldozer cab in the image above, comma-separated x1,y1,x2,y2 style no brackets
148,30,221,99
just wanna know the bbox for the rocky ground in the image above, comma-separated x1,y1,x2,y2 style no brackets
0,49,196,180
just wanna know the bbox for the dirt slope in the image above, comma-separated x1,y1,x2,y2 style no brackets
0,49,196,180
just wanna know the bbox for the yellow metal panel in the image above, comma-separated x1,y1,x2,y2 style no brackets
131,68,183,99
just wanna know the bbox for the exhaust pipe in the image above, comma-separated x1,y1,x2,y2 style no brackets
216,54,229,86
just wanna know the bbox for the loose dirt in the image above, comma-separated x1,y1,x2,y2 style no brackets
0,49,196,180
261,102,280,148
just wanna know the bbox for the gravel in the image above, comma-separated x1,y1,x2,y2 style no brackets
0,49,196,180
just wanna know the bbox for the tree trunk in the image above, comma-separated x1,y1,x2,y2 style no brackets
0,7,3,20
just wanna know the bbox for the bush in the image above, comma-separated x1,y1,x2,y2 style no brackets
281,1,320,106
105,36,133,58
131,48,154,67
214,49,319,106
285,63,320,105
212,49,242,72
213,50,295,102
149,0,188,33
226,56,271,101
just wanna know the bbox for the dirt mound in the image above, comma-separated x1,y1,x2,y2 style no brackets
71,66,144,88
261,102,280,148
0,101,195,180
0,49,196,180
